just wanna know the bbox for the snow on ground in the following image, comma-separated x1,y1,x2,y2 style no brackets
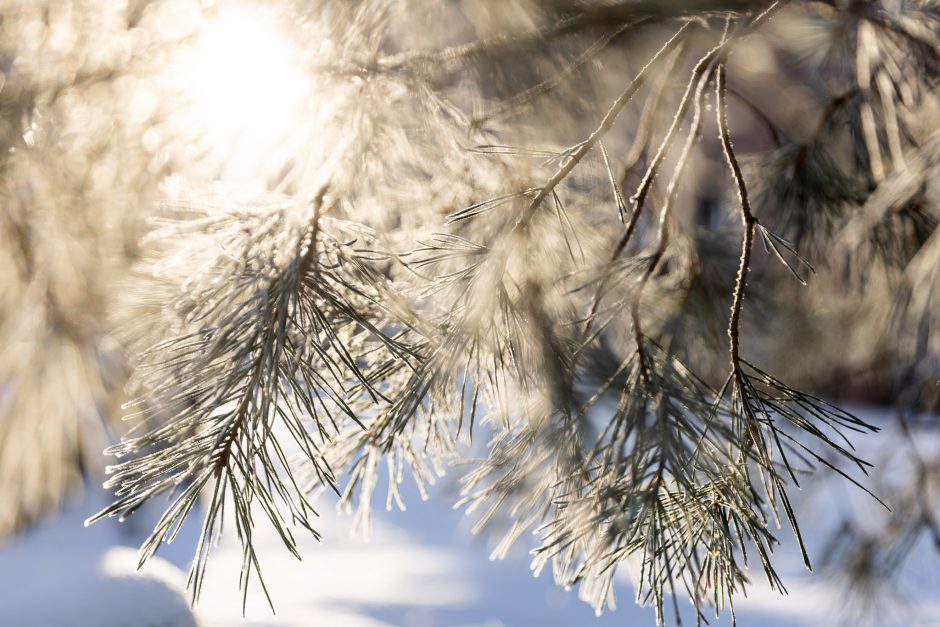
0,490,197,627
2,410,939,626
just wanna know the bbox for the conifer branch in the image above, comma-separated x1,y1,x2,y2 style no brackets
515,21,695,232
717,60,755,370
5,1,932,624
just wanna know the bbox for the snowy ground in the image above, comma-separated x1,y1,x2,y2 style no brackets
2,411,939,627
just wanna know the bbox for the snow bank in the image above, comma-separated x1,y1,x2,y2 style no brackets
1,409,938,626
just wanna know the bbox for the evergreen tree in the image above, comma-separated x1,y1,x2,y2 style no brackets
1,0,938,623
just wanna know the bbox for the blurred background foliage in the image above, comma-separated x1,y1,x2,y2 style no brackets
0,0,938,623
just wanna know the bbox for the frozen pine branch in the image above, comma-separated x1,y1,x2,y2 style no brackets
89,192,420,604
1,0,939,624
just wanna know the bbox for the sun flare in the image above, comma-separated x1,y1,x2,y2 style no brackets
177,2,310,187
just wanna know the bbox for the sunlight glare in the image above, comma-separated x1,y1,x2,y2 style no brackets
179,2,310,188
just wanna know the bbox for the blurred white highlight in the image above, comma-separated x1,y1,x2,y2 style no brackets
177,1,310,188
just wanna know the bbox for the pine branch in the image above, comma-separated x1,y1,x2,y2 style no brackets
88,194,417,603
515,21,695,232
717,60,756,371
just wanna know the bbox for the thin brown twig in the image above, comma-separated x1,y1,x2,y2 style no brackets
616,42,687,179
583,1,787,340
629,44,724,384
584,41,724,338
210,190,330,479
716,61,755,371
